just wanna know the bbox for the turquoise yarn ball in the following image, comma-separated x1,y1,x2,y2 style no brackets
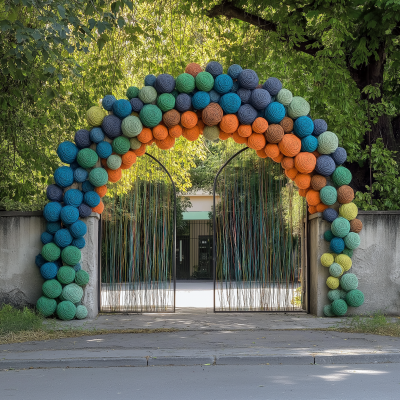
192,91,210,110
57,141,78,164
126,86,139,99
195,71,214,92
293,116,314,138
318,131,339,154
77,148,98,169
320,186,337,206
43,202,62,222
345,290,364,307
89,168,108,187
344,232,360,249
54,166,74,188
265,102,285,124
331,217,351,238
330,237,345,254
75,269,90,286
332,166,352,186
112,99,132,119
96,141,113,159
83,191,100,208
72,237,85,249
227,64,243,79
36,296,57,317
46,221,61,234
287,96,310,119
102,95,116,111
301,135,318,152
41,242,61,262
40,262,58,280
139,104,162,128
329,263,344,278
54,228,73,248
176,73,196,93
343,247,354,258
331,299,348,316
219,93,241,114
69,220,87,238
324,230,335,242
57,301,76,320
64,189,83,208
62,283,84,303
214,74,233,94
340,273,359,291
60,205,79,225
75,305,88,319
82,180,94,193
42,279,62,299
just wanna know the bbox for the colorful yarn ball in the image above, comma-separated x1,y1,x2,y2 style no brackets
86,106,105,126
344,232,360,250
293,116,314,138
323,304,335,317
112,136,130,155
202,103,223,126
265,102,285,124
323,208,338,222
54,229,73,248
75,305,88,319
112,99,132,119
220,115,239,134
35,254,47,268
214,74,233,94
350,219,363,233
75,269,90,286
320,186,337,205
301,135,318,152
42,279,62,298
326,276,340,290
250,89,271,110
238,104,257,125
107,154,122,170
139,104,162,128
102,115,122,139
174,93,191,112
77,148,98,169
126,86,139,99
332,166,352,186
346,290,364,307
331,299,348,316
340,273,359,291
227,64,243,79
331,217,351,238
337,186,354,204
43,202,62,222
315,155,336,176
185,63,202,77
82,180,95,193
328,289,347,301
57,301,76,321
312,119,328,136
61,246,81,266
205,61,223,78
41,231,54,245
280,117,294,133
69,220,87,238
78,203,92,218
329,262,344,278
203,126,220,141
209,89,221,103
102,94,116,111
155,73,175,93
96,141,112,159
287,96,310,119
121,115,143,138
46,222,61,235
89,127,105,144
62,283,84,303
129,137,141,150
83,191,101,208
321,253,334,267
332,147,347,165
276,89,293,106
74,168,88,183
139,86,158,104
278,134,301,157
324,230,335,242
335,254,352,272
130,97,144,113
57,266,76,285
192,91,210,110
196,71,214,92
60,205,79,225
237,88,251,104
294,152,316,174
262,77,282,96
57,141,78,164
54,166,74,188
219,93,241,114
330,237,345,253
75,129,91,149
72,237,85,249
36,296,57,317
311,175,326,191
265,124,284,143
318,131,339,154
46,185,63,202
238,69,259,89
144,74,156,87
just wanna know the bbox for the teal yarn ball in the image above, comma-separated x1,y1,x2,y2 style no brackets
126,86,139,99
36,296,57,317
64,189,83,208
214,74,233,94
344,232,360,249
331,217,351,238
276,88,293,106
43,202,62,222
75,269,90,286
332,166,352,186
41,242,61,262
77,148,98,169
323,304,335,317
329,263,344,278
317,131,339,155
157,93,175,112
345,290,364,307
320,186,337,206
195,71,214,92
89,168,108,187
57,141,78,164
75,305,88,319
61,246,81,266
54,166,74,188
139,104,162,128
287,96,310,119
121,116,143,138
62,283,84,303
343,247,354,258
54,228,73,248
340,273,359,291
57,266,76,284
176,73,195,93
57,301,76,320
112,136,130,155
60,205,79,225
324,230,335,242
42,279,62,299
203,126,220,141
139,86,157,104
331,299,348,316
327,289,342,302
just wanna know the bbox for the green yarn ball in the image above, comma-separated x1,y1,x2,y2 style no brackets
36,296,57,317
343,247,354,258
129,137,141,150
331,217,351,238
121,115,143,138
339,202,358,221
327,289,347,302
75,305,88,319
139,104,162,128
126,86,139,99
89,167,108,187
340,273,359,291
62,283,84,303
276,89,293,106
57,266,76,284
75,269,90,286
287,96,310,119
324,230,334,242
335,254,352,272
329,262,344,278
42,243,61,262
139,86,157,104
331,299,348,316
107,154,122,170
344,232,360,250
203,126,220,141
57,301,76,320
176,73,196,93
317,131,339,155
112,136,130,155
42,279,62,299
77,148,99,169
326,276,340,289
321,253,334,267
345,289,364,307
61,246,81,266
320,186,337,206
323,304,335,317
332,166,352,186
157,93,176,112
195,71,214,92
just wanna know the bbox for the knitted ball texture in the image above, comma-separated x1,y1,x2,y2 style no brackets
155,74,175,94
72,237,86,249
335,254,352,272
315,155,336,177
227,64,243,79
129,137,141,150
96,141,113,159
340,273,359,291
238,104,258,125
61,246,81,266
344,232,360,250
209,89,221,103
192,91,210,110
102,94,116,111
54,229,73,248
350,219,363,233
174,93,191,112
329,262,344,278
332,166,352,186
250,89,271,110
219,93,241,114
331,217,351,238
121,115,142,138
301,135,318,152
46,185,63,202
346,289,364,307
214,74,233,94
139,104,162,128
331,147,347,165
294,116,314,138
220,115,239,134
262,77,282,96
324,230,335,242
321,253,334,267
89,168,109,187
196,71,214,92
86,106,104,126
157,93,176,112
62,283,84,303
287,96,310,119
75,269,90,286
43,202,62,222
202,103,223,126
185,63,203,77
144,74,156,87
280,117,294,133
339,202,358,221
57,141,78,164
276,89,293,106
56,301,76,321
139,86,158,104
312,119,328,136
126,86,139,99
78,203,92,218
42,279,62,298
41,232,53,245
337,185,354,204
36,296,57,317
323,304,335,317
74,168,88,183
82,180,94,193
84,190,101,208
265,125,284,143
75,129,91,149
112,99,132,119
130,98,144,113
60,205,79,225
237,88,251,104
318,131,339,154
294,152,316,174
320,186,338,206
112,136,130,155
326,276,340,290
205,61,223,78
331,299,348,316
46,222,61,235
238,69,259,90
311,175,326,191
330,237,345,253
54,166,74,188
265,102,285,124
323,208,338,223
40,262,58,280
203,126,220,141
73,263,82,272
57,266,76,285
42,242,61,262
69,220,88,238
102,115,122,139
77,148,98,169
327,289,342,302
75,305,88,319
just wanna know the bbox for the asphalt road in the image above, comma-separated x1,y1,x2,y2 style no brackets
1,364,399,400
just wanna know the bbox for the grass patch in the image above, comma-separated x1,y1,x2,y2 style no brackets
0,304,44,335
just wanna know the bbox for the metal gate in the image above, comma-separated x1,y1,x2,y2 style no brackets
213,148,306,312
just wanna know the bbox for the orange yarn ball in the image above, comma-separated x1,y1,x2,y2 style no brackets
311,175,327,191
202,103,223,126
219,130,232,141
265,124,284,144
316,203,329,212
106,167,122,183
298,188,309,198
312,150,321,158
306,189,321,206
120,150,137,169
294,152,317,174
137,127,153,144
100,157,108,168
95,185,107,198
252,117,268,134
133,143,147,157
308,205,317,214
220,114,239,134
182,126,200,141
232,131,247,144
92,200,104,214
237,125,252,138
163,109,180,128
156,135,175,149
197,119,205,133
279,117,294,133
153,125,168,140
271,152,284,163
185,63,202,77
278,134,301,157
281,157,294,170
256,149,268,158
337,185,355,204
265,143,280,158
181,111,198,129
247,133,266,150
294,173,311,189
285,167,298,180
169,125,183,138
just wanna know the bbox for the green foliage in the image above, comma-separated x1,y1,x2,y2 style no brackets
0,304,43,335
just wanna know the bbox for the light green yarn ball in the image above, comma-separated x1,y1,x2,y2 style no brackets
129,137,141,150
157,93,176,112
331,299,348,316
344,232,360,250
335,254,353,272
326,276,340,289
345,289,364,307
126,86,139,99
75,305,88,319
57,266,76,285
61,246,81,266
195,71,214,92
320,186,337,206
327,289,342,302
329,262,344,278
57,301,76,320
287,96,310,119
77,148,98,169
107,154,122,170
332,166,352,186
75,269,90,286
203,126,220,141
41,243,61,262
339,202,358,221
62,283,84,303
112,136,130,155
139,86,157,104
321,253,334,267
42,279,62,299
317,131,339,155
340,273,359,291
36,296,57,317
121,116,143,138
176,73,196,93
89,167,108,187
276,89,293,106
323,304,335,317
331,217,351,238
86,106,105,126
139,104,162,128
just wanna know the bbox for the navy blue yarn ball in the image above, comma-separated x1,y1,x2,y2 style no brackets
72,237,86,249
82,180,95,193
64,189,83,208
35,254,46,268
313,119,328,136
205,61,223,78
155,74,175,94
227,64,243,79
238,104,258,125
294,116,314,138
46,222,61,235
315,155,336,176
112,99,132,119
332,147,347,165
54,166,74,188
40,262,58,280
73,168,88,183
102,95,116,111
175,93,192,112
46,185,63,202
219,93,241,114
84,191,101,208
301,136,318,152
60,205,79,225
192,91,210,110
323,208,339,223
70,220,87,238
43,202,62,222
54,229,73,248
213,74,233,94
57,141,78,164
130,98,144,113
90,127,105,144
73,263,82,272
237,88,251,104
102,115,122,139
96,141,113,159
70,161,79,170
238,69,259,90
231,81,239,93
41,232,54,245
250,89,271,110
208,90,221,103
262,77,283,96
265,102,286,124
74,129,91,149
78,203,92,218
330,237,345,254
144,74,157,87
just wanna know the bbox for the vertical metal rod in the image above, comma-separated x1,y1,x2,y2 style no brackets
98,213,102,313
306,208,311,314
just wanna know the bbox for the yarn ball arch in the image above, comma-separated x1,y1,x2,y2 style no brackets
320,253,334,267
86,106,104,126
140,104,163,128
82,180,95,193
157,93,176,112
78,203,92,218
46,222,61,235
121,116,143,138
327,289,342,302
185,63,202,77
340,273,359,291
72,237,86,249
75,129,91,149
73,168,88,183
